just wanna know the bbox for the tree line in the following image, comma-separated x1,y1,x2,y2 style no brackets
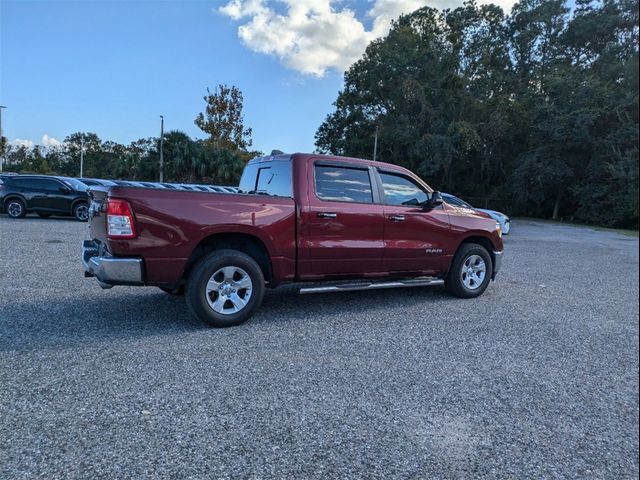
1,85,255,186
1,0,638,228
316,0,638,228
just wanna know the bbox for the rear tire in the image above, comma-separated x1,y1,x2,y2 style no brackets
445,243,493,298
6,199,26,218
73,202,89,222
186,249,265,327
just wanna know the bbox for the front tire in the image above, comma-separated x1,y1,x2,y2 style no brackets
6,199,26,218
445,243,493,298
186,249,265,327
73,202,89,222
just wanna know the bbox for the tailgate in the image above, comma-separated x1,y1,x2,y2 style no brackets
87,187,109,245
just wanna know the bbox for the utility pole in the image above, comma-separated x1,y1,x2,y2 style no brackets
80,135,84,178
373,124,379,162
159,115,164,183
0,105,6,173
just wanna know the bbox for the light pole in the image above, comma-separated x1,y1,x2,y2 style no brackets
373,124,379,162
0,105,6,173
159,115,164,183
80,135,84,178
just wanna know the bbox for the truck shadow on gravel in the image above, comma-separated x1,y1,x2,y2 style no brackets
0,285,451,351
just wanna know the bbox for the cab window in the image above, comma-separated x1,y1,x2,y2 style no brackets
379,171,428,206
314,165,373,203
239,159,292,197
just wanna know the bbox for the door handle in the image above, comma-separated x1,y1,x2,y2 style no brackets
388,215,405,222
317,212,337,219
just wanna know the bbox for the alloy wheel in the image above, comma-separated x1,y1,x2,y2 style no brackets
205,266,253,315
461,254,486,290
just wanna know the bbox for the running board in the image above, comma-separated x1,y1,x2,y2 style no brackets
298,277,444,294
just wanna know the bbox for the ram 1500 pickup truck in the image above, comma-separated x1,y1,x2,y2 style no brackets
82,153,504,327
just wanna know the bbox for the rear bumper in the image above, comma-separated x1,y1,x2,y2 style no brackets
492,250,503,280
82,240,143,288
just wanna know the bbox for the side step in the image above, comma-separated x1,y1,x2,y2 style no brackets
298,277,444,295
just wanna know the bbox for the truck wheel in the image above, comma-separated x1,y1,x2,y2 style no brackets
73,202,89,222
186,249,265,327
6,199,26,218
445,243,493,298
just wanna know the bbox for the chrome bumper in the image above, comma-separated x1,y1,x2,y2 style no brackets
492,250,503,280
82,240,143,288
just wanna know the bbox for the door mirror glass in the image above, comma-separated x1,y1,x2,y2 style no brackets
424,191,443,209
59,186,71,193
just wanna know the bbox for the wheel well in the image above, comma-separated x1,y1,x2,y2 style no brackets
71,198,88,210
184,233,273,285
459,235,496,265
4,195,26,208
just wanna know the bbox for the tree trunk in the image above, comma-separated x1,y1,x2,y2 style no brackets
552,191,562,220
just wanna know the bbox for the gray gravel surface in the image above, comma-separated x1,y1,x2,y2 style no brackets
0,215,638,479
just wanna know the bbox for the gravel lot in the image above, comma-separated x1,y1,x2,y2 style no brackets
0,215,638,479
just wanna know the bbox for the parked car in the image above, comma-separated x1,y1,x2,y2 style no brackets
0,175,90,221
442,193,511,235
76,178,118,187
82,153,504,327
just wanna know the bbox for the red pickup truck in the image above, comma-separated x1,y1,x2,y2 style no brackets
82,153,503,327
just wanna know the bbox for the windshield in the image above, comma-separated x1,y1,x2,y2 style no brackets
61,178,88,191
443,194,473,209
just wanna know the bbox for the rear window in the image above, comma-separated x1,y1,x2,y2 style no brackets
239,159,292,197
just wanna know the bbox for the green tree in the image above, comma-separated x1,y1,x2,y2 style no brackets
195,84,253,151
315,0,639,228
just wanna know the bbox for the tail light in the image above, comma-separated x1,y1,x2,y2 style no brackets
107,199,137,238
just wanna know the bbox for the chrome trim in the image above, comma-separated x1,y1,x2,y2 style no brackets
82,240,143,286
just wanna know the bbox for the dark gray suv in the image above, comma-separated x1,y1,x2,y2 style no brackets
0,175,90,221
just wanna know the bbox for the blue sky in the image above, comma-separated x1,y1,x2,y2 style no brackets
0,0,349,153
0,0,516,154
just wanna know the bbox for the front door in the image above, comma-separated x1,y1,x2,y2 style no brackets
39,178,73,213
377,169,453,275
298,162,385,279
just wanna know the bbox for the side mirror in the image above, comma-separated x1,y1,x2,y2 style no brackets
423,191,443,209
59,186,71,194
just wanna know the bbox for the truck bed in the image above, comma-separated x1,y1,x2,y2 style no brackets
87,185,297,286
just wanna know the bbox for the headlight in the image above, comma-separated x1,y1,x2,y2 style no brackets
495,222,502,237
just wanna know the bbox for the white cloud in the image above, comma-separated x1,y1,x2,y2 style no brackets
41,134,61,148
11,138,34,149
219,0,517,77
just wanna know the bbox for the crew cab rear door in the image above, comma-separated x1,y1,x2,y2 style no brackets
297,161,384,279
376,169,452,275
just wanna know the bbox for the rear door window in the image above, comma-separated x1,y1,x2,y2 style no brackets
9,178,38,189
314,165,373,203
